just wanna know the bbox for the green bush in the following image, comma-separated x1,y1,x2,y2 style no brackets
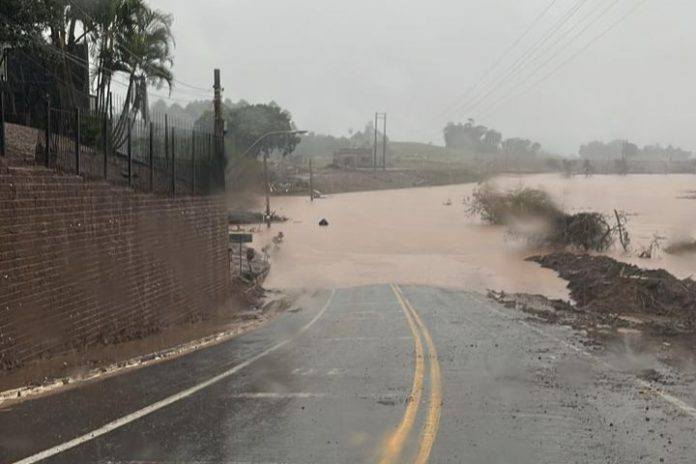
465,183,629,252
465,183,561,225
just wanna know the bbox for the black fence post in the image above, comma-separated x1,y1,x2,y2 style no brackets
74,107,80,175
208,133,213,194
220,133,226,192
149,121,154,192
171,127,176,196
103,115,108,179
191,130,196,194
164,114,169,163
44,96,50,168
108,91,113,121
0,90,5,158
58,109,63,169
127,123,132,187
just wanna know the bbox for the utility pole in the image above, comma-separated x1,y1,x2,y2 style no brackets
214,69,223,138
240,130,307,228
504,140,509,172
213,69,225,191
372,112,387,171
382,113,387,171
309,158,314,202
263,151,271,227
373,112,378,171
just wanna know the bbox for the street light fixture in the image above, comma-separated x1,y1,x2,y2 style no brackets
240,129,308,227
240,130,308,158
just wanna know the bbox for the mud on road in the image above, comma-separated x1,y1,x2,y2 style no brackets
490,252,696,372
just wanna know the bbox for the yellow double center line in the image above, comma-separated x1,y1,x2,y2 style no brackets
380,284,443,464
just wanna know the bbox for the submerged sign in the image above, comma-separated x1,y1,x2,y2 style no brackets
229,233,252,244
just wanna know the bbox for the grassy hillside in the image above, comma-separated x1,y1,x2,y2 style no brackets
389,141,484,166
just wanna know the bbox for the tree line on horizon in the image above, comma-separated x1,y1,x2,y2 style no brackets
579,140,692,161
443,119,543,157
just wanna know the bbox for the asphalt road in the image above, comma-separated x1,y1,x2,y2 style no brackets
2,285,696,463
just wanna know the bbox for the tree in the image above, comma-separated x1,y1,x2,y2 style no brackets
0,0,53,48
228,103,299,157
100,1,174,146
194,101,298,191
197,102,299,158
504,138,541,157
86,0,174,122
443,119,501,153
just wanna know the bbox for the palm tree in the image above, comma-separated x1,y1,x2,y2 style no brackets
119,4,173,124
88,0,173,148
110,2,173,147
90,0,128,115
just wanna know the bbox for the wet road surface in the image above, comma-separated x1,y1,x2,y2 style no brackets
2,285,696,463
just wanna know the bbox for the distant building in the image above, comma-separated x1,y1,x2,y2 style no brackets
333,148,373,169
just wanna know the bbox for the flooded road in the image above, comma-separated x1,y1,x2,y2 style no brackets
5,176,695,464
6,285,696,463
259,174,695,298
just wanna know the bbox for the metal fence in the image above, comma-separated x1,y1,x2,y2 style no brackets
1,89,225,195
0,89,4,158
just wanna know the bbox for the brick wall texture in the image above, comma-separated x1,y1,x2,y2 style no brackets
0,167,230,370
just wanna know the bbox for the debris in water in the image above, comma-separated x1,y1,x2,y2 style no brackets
319,218,329,226
465,183,630,252
272,232,284,245
665,238,696,255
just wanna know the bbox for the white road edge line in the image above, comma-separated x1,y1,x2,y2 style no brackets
470,293,696,419
11,289,337,464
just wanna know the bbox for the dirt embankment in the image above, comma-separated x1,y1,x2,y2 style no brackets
491,252,696,364
531,253,696,325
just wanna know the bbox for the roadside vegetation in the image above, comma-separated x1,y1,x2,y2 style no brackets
465,183,630,252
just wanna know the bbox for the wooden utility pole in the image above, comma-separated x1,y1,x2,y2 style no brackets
0,89,5,158
309,158,314,202
213,69,225,191
214,69,223,139
373,112,378,171
382,113,387,171
372,112,387,171
504,139,510,172
263,152,271,227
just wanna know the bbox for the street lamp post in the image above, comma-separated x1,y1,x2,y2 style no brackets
241,130,308,227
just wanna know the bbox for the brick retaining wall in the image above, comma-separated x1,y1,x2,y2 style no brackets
0,167,229,370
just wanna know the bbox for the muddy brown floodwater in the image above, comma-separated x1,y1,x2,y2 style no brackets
257,174,695,298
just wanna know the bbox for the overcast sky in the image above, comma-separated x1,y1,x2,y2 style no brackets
148,0,695,155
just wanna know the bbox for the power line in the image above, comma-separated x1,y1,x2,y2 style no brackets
0,30,209,107
430,0,647,142
479,0,650,119
173,78,211,93
475,0,624,117
148,92,211,105
434,0,562,121
453,0,592,118
5,30,211,104
65,0,212,96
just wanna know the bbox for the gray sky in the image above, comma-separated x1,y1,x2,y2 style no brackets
148,0,695,155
